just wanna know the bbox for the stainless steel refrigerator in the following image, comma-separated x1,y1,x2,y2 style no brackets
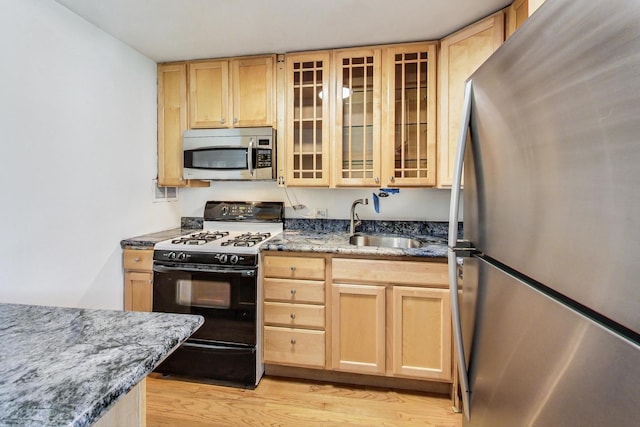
448,0,640,425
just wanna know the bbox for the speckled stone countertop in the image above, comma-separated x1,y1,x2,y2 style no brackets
119,218,458,258
0,303,203,427
262,229,448,258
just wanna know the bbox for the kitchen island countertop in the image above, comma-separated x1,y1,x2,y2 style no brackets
0,303,202,427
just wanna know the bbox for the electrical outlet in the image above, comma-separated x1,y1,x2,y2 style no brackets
315,208,328,219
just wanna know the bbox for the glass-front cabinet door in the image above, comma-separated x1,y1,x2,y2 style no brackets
284,52,331,186
382,43,437,187
333,48,382,187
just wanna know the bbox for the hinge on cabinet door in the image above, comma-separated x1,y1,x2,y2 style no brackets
450,240,478,258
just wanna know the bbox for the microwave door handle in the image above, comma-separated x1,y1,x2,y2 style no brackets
247,138,255,176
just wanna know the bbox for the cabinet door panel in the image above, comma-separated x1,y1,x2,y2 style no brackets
438,13,504,187
124,271,153,312
263,278,325,304
233,56,274,127
157,63,188,186
334,48,381,187
123,249,153,271
263,255,325,280
264,302,325,329
332,258,448,286
285,52,332,186
331,284,385,374
391,286,452,380
189,61,229,128
263,326,325,368
383,43,437,187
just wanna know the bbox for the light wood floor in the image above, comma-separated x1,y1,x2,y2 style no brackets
146,374,462,426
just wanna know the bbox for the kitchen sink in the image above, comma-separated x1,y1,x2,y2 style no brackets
348,234,423,249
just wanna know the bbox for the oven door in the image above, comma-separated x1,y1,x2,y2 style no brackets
152,262,257,346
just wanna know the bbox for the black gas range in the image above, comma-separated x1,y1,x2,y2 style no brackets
152,201,283,388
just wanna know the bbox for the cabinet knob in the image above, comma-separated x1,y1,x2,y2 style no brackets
290,266,296,272
290,288,296,295
134,257,140,262
374,177,380,184
233,117,238,124
290,313,296,320
389,176,396,183
290,338,296,345
221,118,226,124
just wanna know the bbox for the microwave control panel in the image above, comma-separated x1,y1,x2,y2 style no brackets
256,149,272,168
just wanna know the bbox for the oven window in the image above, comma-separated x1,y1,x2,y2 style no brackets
189,148,248,170
176,279,231,309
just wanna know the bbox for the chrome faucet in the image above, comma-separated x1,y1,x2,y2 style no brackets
349,198,368,235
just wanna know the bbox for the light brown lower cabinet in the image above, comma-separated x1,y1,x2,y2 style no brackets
331,283,386,374
331,258,452,382
262,254,327,368
262,253,453,383
122,249,153,312
391,286,451,381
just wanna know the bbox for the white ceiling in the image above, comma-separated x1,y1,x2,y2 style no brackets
53,0,511,63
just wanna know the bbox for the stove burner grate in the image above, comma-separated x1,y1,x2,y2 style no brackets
171,231,230,245
220,232,272,247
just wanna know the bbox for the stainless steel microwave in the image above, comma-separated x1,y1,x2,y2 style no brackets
183,127,275,180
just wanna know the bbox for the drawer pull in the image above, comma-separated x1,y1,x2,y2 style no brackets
290,266,296,272
290,338,296,345
290,313,296,320
290,288,296,295
134,257,140,262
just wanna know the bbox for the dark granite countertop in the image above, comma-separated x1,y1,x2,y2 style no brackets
261,230,448,258
120,227,196,249
0,303,202,427
119,219,457,259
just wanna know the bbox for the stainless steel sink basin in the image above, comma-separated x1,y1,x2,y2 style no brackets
349,234,422,249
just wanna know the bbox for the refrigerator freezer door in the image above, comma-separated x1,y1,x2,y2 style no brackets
464,256,640,427
465,0,640,334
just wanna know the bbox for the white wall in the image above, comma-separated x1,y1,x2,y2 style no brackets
0,0,179,309
181,183,453,221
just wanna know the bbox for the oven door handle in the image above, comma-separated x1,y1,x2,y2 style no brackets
153,263,256,277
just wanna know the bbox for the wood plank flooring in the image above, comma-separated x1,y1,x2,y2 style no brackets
146,374,462,426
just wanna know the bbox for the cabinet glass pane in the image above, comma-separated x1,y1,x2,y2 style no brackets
291,58,326,180
341,56,375,179
393,51,430,179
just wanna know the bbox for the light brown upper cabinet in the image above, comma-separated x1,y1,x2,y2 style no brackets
188,55,275,129
333,47,382,187
157,63,209,187
158,63,188,186
382,42,438,187
284,51,332,187
437,12,505,188
506,0,528,38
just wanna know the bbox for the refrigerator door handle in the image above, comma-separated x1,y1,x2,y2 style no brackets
448,79,473,420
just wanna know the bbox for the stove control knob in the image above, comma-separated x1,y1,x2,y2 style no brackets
229,255,239,264
167,251,176,260
177,252,187,261
219,254,228,264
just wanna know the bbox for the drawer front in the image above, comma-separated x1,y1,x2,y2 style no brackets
263,255,325,280
264,302,325,329
263,278,325,304
263,326,325,368
332,258,448,287
123,249,154,271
